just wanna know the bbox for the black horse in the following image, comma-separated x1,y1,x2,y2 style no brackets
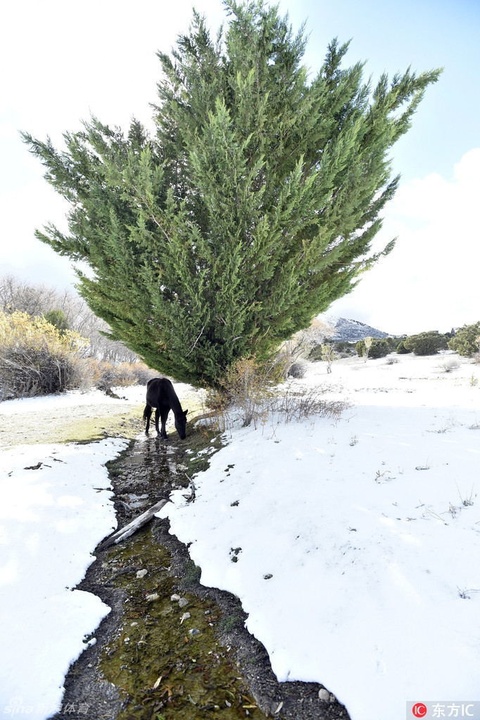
143,378,188,439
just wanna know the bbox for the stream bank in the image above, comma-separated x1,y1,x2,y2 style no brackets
51,426,350,720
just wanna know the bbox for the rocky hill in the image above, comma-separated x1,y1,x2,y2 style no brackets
328,317,390,342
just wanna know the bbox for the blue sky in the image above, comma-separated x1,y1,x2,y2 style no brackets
1,0,479,334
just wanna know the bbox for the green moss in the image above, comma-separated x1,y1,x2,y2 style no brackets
100,532,266,719
59,406,144,443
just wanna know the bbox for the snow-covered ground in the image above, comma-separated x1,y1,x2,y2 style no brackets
1,354,480,720
159,353,480,720
0,382,196,720
0,438,126,719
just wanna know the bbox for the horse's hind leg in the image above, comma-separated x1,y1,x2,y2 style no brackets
144,405,152,435
160,408,169,439
155,408,162,437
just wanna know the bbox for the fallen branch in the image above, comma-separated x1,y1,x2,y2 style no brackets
100,498,169,549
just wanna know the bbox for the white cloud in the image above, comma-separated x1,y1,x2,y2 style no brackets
1,0,225,290
1,0,225,136
0,172,77,289
331,148,480,334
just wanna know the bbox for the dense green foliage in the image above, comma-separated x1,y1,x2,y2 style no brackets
355,337,395,359
403,331,449,356
23,1,440,387
43,309,70,333
395,338,410,354
448,322,480,357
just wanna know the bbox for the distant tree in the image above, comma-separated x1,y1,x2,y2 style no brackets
448,322,480,357
396,337,410,354
0,275,58,317
355,336,390,359
23,0,441,387
320,343,336,373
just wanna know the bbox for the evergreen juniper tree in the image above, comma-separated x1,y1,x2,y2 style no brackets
23,0,441,387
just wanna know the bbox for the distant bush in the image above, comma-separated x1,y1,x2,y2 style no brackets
448,322,480,357
308,344,325,361
331,341,357,358
287,360,308,379
0,311,88,399
86,359,156,392
274,318,334,377
43,309,70,333
403,331,449,356
396,338,410,354
355,337,392,359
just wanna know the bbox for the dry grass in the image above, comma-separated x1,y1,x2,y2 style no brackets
208,358,347,430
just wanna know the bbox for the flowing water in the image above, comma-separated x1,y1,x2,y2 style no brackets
53,424,350,720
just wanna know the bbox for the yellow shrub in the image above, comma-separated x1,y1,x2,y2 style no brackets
0,311,89,398
0,311,89,354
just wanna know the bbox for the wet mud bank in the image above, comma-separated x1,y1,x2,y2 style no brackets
52,428,350,720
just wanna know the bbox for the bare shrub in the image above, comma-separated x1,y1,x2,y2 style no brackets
81,358,156,392
0,346,81,398
211,356,346,429
216,358,274,427
271,384,347,423
439,359,460,373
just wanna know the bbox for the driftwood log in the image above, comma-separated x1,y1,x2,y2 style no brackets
100,498,169,549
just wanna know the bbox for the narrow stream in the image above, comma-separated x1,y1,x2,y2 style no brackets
52,427,350,720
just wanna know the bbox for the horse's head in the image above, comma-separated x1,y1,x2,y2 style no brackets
175,409,188,439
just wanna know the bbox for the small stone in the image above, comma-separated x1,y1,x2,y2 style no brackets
263,573,273,580
171,593,181,602
136,569,148,579
178,597,189,608
145,592,159,603
318,688,335,702
189,628,201,636
180,612,191,624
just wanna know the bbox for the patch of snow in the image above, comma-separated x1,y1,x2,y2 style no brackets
159,353,480,720
1,356,480,719
0,438,126,718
